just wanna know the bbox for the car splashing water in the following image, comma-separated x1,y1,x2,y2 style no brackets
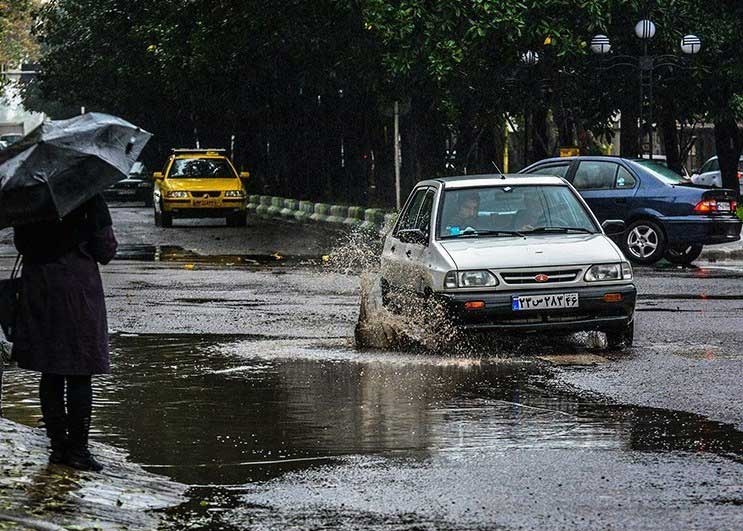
323,226,465,354
322,226,608,355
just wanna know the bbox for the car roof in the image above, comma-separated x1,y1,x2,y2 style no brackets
418,174,567,189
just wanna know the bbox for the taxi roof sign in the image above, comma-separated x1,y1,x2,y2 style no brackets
171,148,226,155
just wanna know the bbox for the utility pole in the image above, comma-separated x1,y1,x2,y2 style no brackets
394,100,401,210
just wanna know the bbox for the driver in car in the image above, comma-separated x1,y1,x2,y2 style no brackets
448,192,480,235
513,192,544,231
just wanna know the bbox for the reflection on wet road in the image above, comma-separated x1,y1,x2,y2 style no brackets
2,241,743,528
3,333,742,527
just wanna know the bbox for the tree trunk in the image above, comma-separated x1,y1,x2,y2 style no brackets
714,116,742,199
619,103,639,158
659,103,682,174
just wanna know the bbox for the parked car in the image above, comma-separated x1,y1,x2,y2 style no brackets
637,155,691,180
153,148,249,227
380,175,636,348
104,161,153,205
691,155,743,196
521,156,741,265
0,134,23,146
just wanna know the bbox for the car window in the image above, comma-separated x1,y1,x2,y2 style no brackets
415,190,435,237
438,185,597,238
168,158,235,179
709,159,720,172
396,188,427,234
572,161,618,190
615,166,636,189
526,163,570,178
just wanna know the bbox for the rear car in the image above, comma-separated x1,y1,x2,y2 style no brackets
104,161,153,205
153,149,249,227
521,156,741,265
380,175,636,348
691,156,743,196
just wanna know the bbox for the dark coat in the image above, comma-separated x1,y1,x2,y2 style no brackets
11,196,117,375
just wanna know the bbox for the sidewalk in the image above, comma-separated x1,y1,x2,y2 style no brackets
700,227,743,261
0,414,186,529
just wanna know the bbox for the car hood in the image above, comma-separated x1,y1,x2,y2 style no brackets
165,178,242,191
439,234,624,269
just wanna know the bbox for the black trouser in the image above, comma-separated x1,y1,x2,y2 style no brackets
39,374,92,440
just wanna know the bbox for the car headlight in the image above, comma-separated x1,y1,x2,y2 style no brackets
224,190,245,198
166,191,189,199
621,262,633,280
584,263,628,282
444,270,498,289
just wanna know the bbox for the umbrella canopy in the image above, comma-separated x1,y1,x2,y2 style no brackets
0,112,152,228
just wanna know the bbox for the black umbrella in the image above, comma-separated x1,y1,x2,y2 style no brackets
0,112,152,228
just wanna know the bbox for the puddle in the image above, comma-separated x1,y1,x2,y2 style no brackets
3,334,742,527
114,244,321,266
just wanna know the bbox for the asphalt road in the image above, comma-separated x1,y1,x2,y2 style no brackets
1,204,741,530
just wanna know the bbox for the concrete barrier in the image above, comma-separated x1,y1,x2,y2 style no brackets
247,194,393,231
310,203,331,223
255,195,272,218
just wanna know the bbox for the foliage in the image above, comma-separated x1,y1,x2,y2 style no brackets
21,0,743,204
0,0,40,66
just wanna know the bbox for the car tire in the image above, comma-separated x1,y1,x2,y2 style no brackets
664,243,703,265
154,206,162,227
623,219,666,264
606,321,634,350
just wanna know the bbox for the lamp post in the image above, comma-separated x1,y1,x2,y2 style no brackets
590,23,701,158
519,50,539,167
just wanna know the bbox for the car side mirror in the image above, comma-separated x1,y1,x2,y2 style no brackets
601,219,626,235
153,171,164,180
240,171,250,179
397,228,428,245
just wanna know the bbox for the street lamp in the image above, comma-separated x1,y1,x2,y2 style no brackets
590,21,701,158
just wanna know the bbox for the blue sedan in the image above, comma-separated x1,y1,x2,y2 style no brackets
521,156,741,264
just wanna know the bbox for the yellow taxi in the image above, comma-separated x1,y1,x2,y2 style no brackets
152,149,249,227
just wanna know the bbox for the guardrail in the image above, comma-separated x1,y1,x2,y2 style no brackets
247,195,396,231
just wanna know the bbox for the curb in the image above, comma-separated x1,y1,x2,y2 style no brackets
247,195,394,232
699,248,743,261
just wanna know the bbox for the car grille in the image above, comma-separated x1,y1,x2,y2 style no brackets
190,191,222,198
500,268,582,285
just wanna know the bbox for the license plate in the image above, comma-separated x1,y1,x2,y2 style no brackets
512,293,579,311
194,199,218,207
717,201,731,211
116,189,137,195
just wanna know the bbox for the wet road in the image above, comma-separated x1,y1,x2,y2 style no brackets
1,206,742,530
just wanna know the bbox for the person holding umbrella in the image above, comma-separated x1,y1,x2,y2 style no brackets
0,113,151,471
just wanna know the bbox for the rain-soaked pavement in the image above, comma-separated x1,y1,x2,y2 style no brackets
0,206,742,529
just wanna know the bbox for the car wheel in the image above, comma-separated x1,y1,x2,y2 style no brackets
623,220,666,264
664,243,703,265
606,321,634,350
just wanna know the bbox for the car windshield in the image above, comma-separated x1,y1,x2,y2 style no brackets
631,160,685,184
168,158,235,179
438,184,598,238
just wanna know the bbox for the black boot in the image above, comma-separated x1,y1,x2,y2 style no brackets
39,374,68,465
66,414,103,472
45,415,68,464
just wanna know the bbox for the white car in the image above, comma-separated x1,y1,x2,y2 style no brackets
691,156,743,195
380,175,637,348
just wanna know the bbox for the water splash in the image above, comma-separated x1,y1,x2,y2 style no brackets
324,226,466,354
